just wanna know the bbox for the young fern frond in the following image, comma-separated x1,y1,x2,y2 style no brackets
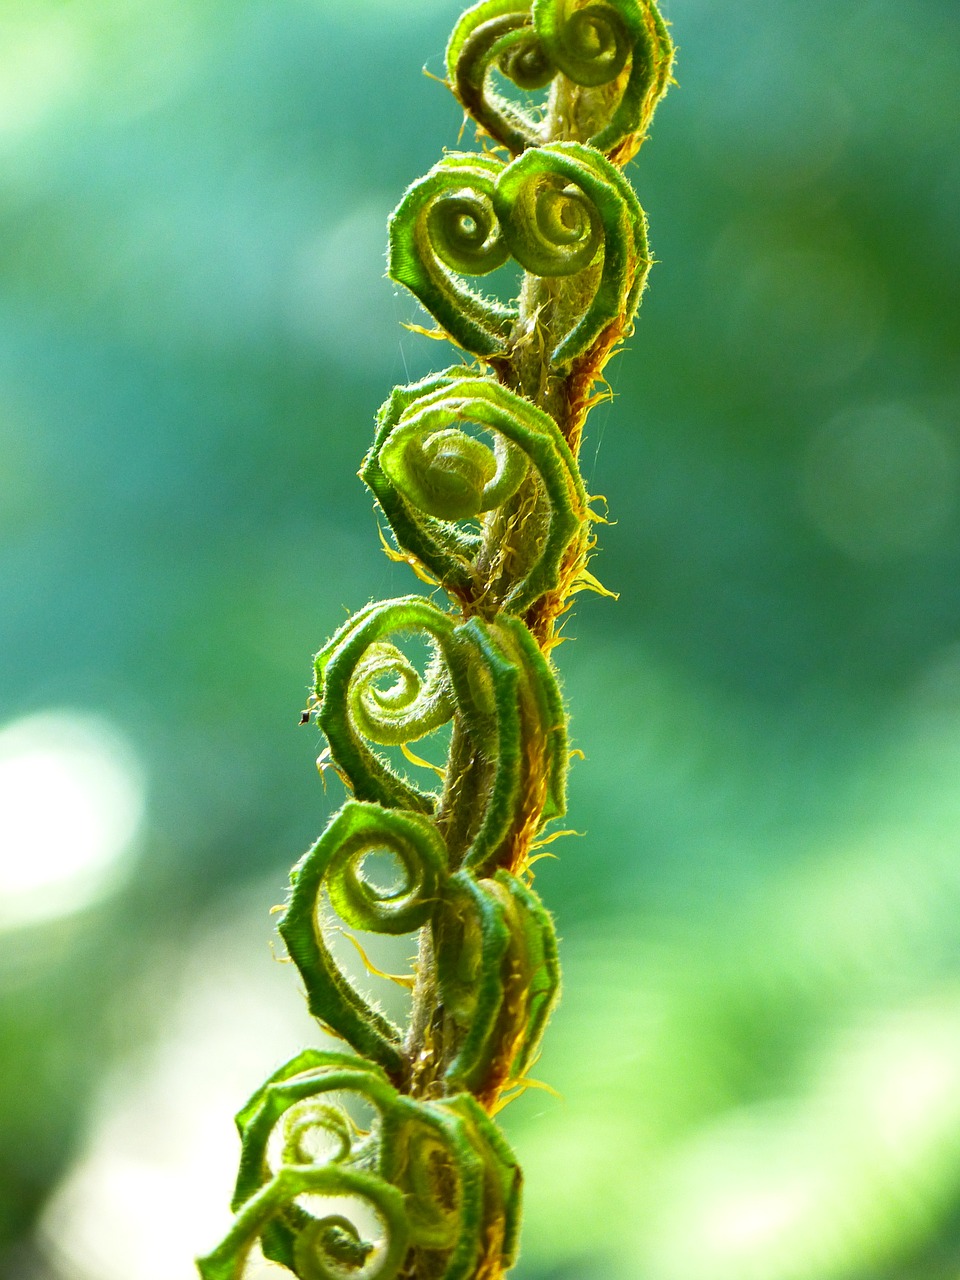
198,3,673,1277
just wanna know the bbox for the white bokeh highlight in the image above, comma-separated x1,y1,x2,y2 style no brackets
0,711,145,930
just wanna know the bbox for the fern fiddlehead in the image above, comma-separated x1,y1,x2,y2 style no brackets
198,3,673,1276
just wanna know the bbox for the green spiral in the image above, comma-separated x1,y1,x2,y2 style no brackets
200,1,672,1276
447,0,674,160
199,1049,522,1280
279,803,448,1078
389,142,650,368
314,595,457,813
362,371,587,612
388,153,516,359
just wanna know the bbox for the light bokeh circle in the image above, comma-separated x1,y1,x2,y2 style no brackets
0,710,145,929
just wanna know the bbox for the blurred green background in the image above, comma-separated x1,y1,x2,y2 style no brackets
1,0,959,1276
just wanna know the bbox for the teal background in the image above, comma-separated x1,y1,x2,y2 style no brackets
1,0,959,1276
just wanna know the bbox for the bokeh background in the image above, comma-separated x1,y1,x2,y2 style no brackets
2,0,959,1275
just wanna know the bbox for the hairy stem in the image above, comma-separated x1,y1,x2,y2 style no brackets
198,6,674,1278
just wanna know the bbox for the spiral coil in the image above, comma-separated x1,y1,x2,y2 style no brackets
198,3,672,1276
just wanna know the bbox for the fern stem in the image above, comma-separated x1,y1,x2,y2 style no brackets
198,5,674,1278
